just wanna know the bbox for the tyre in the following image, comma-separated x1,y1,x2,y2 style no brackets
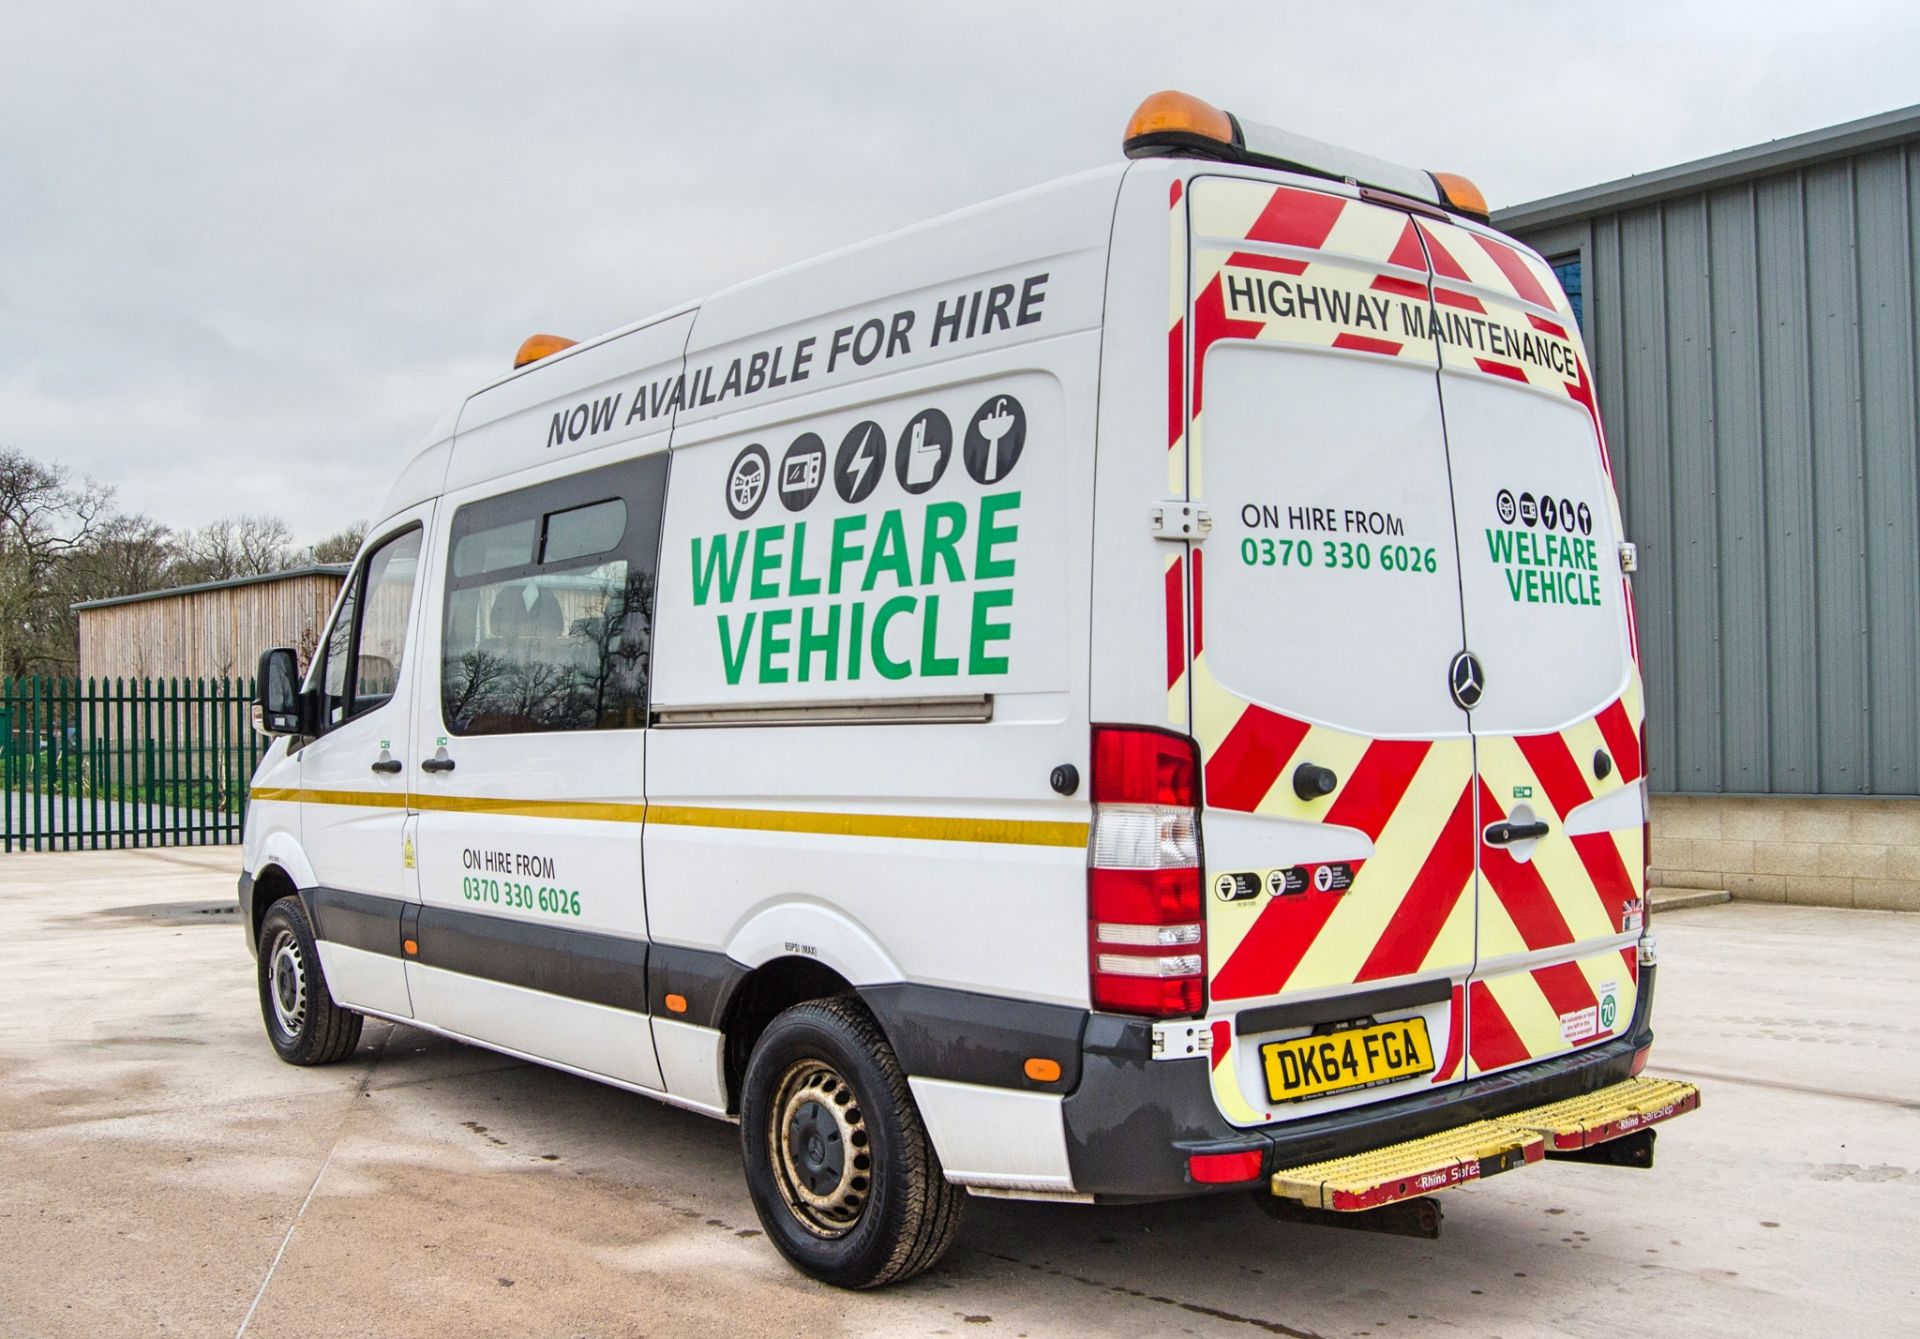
739,996,966,1287
256,896,363,1065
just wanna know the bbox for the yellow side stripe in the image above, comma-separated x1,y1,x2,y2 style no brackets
647,804,1087,848
247,788,1088,849
250,787,408,810
418,793,645,823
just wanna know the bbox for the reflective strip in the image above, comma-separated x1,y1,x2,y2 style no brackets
646,804,1087,849
247,787,1087,848
249,786,406,809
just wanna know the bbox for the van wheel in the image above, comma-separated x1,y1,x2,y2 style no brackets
739,997,965,1288
257,897,363,1065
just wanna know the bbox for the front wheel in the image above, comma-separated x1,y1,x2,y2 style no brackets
739,997,965,1287
256,897,363,1065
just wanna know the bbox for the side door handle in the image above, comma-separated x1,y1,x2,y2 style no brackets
369,758,403,774
421,757,456,774
1484,820,1550,846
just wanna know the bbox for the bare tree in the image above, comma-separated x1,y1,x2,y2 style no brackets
173,514,296,584
308,521,366,565
0,448,114,674
62,514,175,602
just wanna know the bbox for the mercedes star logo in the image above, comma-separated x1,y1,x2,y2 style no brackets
1449,650,1485,711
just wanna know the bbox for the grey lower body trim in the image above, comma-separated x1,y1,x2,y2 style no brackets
647,942,748,1027
644,944,1091,1094
861,982,1087,1094
414,903,650,1015
308,886,408,958
304,888,651,1016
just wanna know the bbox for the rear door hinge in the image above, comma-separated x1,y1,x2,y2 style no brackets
1618,541,1639,574
1152,501,1212,541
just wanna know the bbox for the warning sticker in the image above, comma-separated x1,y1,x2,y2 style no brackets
1559,1005,1599,1044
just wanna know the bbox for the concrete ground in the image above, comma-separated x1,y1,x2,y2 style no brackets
1,849,1914,1339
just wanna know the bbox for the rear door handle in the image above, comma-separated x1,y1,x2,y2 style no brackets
369,758,403,774
421,757,456,774
1484,820,1549,846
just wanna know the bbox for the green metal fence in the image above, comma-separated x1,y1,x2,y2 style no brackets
1,676,267,852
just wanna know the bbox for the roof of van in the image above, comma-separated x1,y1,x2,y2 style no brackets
463,162,1135,403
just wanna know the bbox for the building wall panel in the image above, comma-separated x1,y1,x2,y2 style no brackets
1856,146,1920,793
1706,182,1770,791
1508,130,1920,796
78,575,345,685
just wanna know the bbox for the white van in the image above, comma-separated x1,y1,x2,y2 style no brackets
242,92,1697,1287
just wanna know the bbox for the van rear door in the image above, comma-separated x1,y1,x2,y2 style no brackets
1413,217,1647,1077
1178,176,1478,1126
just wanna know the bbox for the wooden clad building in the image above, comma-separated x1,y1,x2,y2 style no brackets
74,566,349,683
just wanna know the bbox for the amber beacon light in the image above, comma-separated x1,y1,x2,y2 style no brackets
514,332,578,368
1430,171,1491,222
1123,90,1238,158
1124,89,1492,223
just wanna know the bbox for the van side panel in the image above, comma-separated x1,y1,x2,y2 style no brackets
644,173,1120,1121
1090,160,1194,730
398,314,694,1094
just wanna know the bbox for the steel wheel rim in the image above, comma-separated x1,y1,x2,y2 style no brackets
267,929,307,1037
768,1057,871,1237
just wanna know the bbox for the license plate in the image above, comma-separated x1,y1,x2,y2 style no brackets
1261,1017,1435,1103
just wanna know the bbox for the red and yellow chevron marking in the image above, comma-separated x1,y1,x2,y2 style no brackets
1167,175,1189,496
1168,174,1651,1114
1469,946,1640,1078
1415,216,1591,403
1468,678,1646,1076
1183,177,1439,501
1193,657,1478,1007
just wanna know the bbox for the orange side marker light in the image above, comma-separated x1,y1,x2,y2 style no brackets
1024,1057,1062,1083
665,993,688,1015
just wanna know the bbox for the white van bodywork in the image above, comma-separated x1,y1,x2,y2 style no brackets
242,119,1675,1281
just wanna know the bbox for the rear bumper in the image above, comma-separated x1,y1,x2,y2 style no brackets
1061,965,1657,1200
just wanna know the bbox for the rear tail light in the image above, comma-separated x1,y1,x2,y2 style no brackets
1088,726,1205,1017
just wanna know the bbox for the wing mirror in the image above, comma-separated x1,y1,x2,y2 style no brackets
255,647,308,736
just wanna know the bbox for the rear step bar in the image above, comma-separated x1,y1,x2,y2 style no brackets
1269,1076,1699,1213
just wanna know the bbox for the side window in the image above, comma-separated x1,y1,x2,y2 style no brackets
441,454,667,736
316,526,424,727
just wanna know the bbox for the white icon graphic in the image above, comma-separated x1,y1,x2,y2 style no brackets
1313,865,1334,893
976,397,1016,482
729,455,765,513
905,418,940,487
783,453,822,493
851,425,881,495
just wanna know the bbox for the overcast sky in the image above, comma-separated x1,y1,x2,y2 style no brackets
4,1,1916,547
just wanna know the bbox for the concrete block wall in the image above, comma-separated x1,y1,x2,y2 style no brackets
1649,795,1920,912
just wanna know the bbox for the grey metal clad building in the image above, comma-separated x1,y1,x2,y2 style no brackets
1496,106,1920,911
